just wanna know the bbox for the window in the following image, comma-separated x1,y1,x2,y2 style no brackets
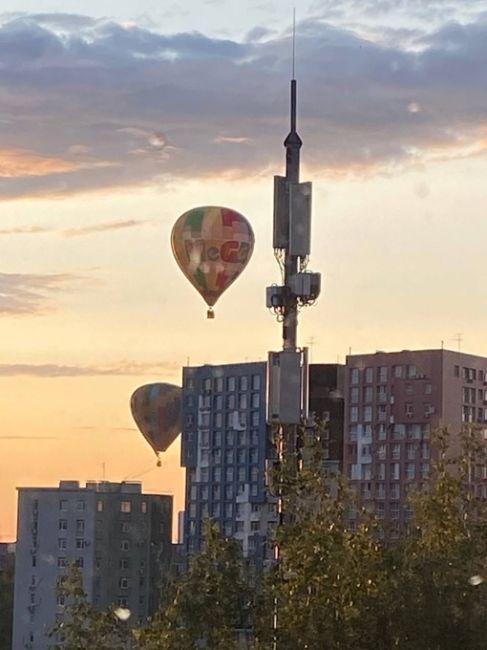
57,557,67,568
236,521,244,532
391,463,400,480
203,377,211,391
141,501,147,514
251,392,260,408
364,367,373,384
361,464,372,480
239,394,248,409
377,463,386,480
393,365,403,378
378,405,387,421
215,377,224,392
119,577,129,589
406,443,416,460
76,500,85,512
32,555,37,567
378,366,388,383
120,540,130,552
97,500,103,512
390,503,400,520
425,383,432,395
252,374,261,390
75,520,85,535
377,424,387,440
59,499,67,511
376,482,385,499
201,485,209,500
225,484,234,499
238,467,246,481
390,483,400,499
407,365,417,379
226,467,234,481
405,402,413,416
227,376,236,392
392,443,401,460
57,594,65,606
225,503,233,517
120,501,131,513
406,463,415,479
350,387,359,403
350,368,359,385
120,521,130,533
350,406,358,423
239,376,248,391
58,538,67,550
212,467,221,482
363,386,373,403
251,521,260,532
421,442,430,459
200,467,209,482
250,448,258,464
421,463,430,479
118,597,128,608
75,557,84,568
225,431,234,446
363,406,372,422
119,558,130,570
59,519,67,531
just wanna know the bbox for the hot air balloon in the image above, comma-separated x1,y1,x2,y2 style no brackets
130,383,181,464
171,206,254,318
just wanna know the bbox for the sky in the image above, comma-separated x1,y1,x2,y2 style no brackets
2,0,487,541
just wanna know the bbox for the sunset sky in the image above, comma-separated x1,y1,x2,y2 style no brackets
2,0,487,541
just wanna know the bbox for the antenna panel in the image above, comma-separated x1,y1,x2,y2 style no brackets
273,176,289,249
289,181,312,257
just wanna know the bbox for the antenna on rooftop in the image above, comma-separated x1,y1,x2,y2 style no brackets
453,333,463,352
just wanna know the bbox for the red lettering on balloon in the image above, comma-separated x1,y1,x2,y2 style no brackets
221,240,239,263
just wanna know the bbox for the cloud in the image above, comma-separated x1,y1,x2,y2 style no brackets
0,219,147,237
0,272,92,314
62,219,148,237
0,360,181,377
0,12,487,198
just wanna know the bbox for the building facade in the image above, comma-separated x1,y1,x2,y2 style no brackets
12,480,172,650
181,362,276,564
343,349,487,532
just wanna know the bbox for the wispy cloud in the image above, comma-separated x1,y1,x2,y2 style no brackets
0,272,92,315
0,360,181,377
0,219,148,237
0,11,486,198
62,219,148,237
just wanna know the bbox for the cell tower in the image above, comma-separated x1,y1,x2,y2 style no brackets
266,16,321,477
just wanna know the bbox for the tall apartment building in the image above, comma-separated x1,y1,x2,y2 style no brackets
343,349,487,532
181,361,346,564
181,362,275,564
12,480,172,650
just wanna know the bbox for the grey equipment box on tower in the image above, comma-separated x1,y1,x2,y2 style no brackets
267,350,302,424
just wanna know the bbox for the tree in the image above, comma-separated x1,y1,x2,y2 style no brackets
383,427,487,649
0,560,14,650
49,565,137,650
254,432,387,650
140,520,251,650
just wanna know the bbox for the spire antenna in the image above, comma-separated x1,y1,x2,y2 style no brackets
292,8,296,80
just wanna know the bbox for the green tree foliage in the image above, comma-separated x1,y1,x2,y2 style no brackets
139,520,251,650
48,427,487,650
49,564,136,650
0,560,14,650
383,427,487,649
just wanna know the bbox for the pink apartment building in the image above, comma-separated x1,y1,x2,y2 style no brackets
343,349,487,531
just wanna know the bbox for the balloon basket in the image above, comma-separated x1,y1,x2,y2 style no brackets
156,457,162,467
207,307,215,319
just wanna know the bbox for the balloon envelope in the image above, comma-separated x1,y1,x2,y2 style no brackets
171,206,254,316
130,383,181,454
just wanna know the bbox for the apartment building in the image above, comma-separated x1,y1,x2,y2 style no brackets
12,480,172,650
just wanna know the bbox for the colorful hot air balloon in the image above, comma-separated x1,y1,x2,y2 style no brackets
130,383,181,462
171,206,254,318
